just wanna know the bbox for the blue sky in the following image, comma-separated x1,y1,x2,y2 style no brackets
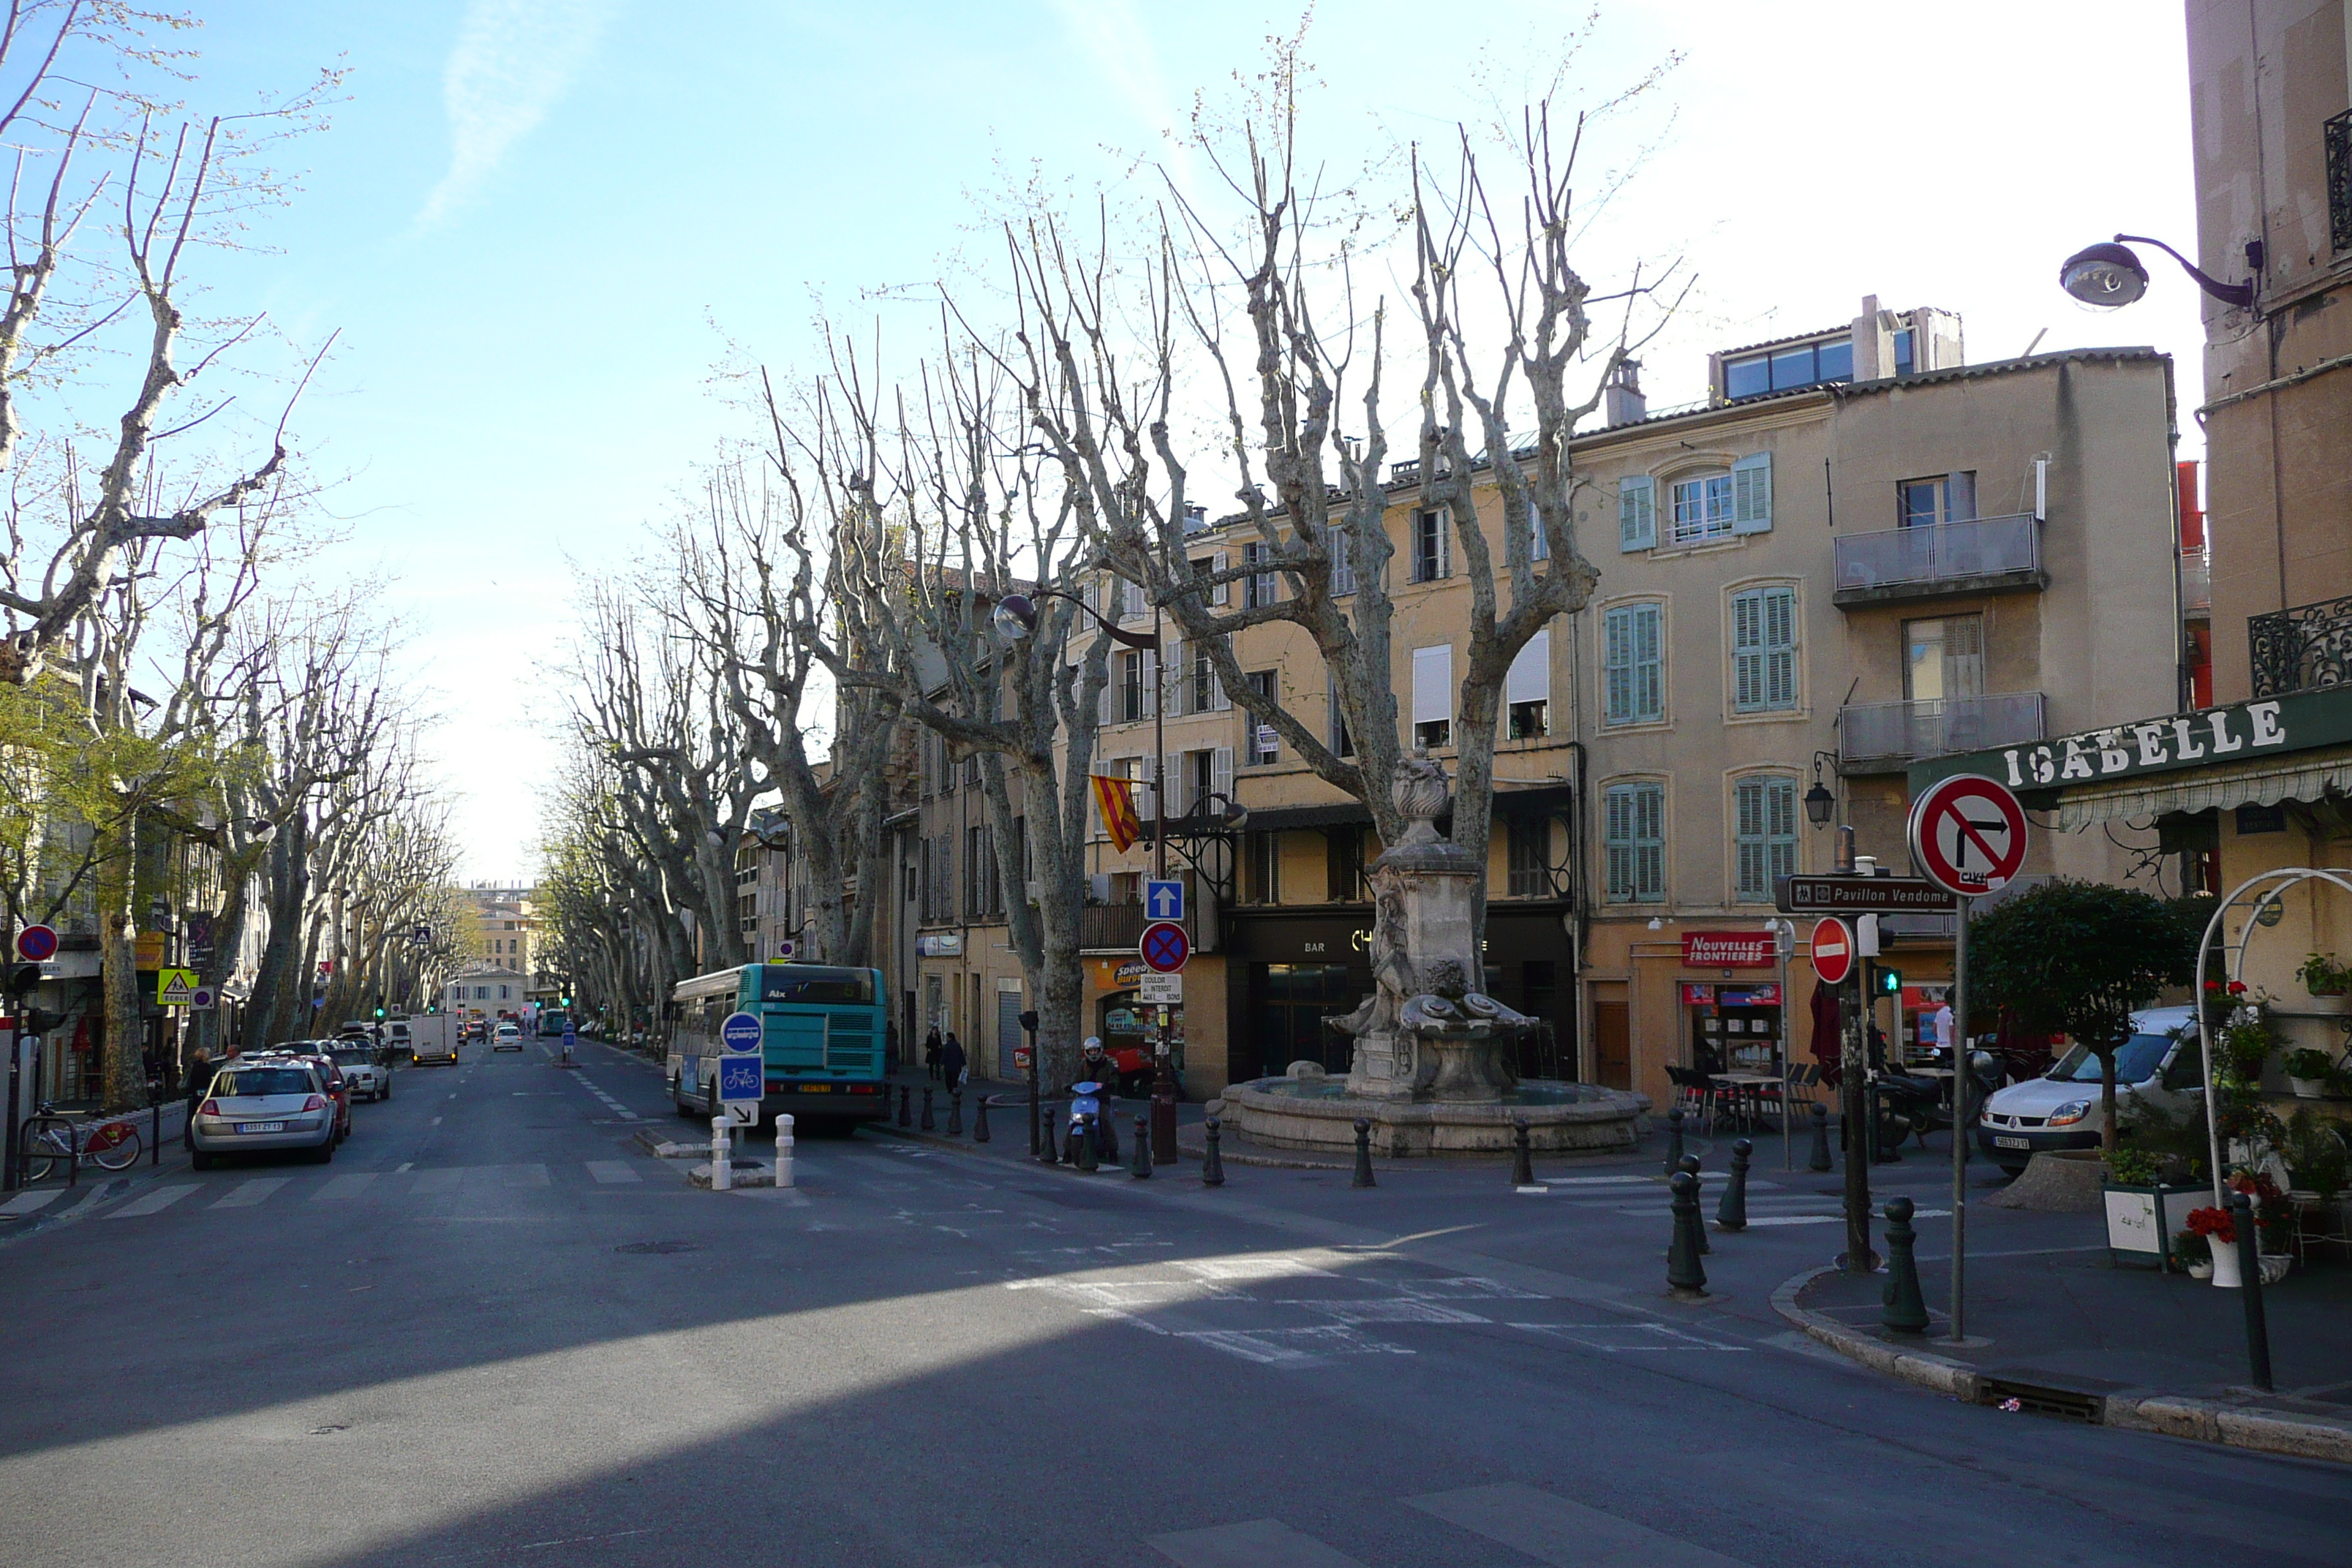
173,1,2204,878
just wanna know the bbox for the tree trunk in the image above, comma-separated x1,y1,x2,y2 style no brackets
96,823,143,1109
2100,1050,2119,1154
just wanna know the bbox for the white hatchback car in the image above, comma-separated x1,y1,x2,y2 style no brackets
1975,1005,2204,1175
493,1022,523,1052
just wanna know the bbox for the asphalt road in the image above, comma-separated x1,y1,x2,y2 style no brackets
1,1038,2345,1568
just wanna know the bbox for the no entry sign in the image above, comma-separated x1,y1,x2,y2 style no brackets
1809,918,1855,987
1139,920,1190,973
1908,774,2029,896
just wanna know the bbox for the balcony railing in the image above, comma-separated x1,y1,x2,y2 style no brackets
1837,691,2047,771
2179,549,2211,614
2250,593,2352,696
1831,514,2043,604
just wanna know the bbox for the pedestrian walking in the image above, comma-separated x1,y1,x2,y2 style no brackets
924,1026,943,1082
940,1031,966,1096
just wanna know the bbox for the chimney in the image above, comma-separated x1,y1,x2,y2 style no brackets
1603,358,1646,426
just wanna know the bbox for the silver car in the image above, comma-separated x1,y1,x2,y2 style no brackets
189,1062,337,1169
327,1042,391,1101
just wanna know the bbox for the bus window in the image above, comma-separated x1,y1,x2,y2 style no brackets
755,965,874,1005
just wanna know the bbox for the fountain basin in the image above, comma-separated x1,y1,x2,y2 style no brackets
1220,1077,1651,1157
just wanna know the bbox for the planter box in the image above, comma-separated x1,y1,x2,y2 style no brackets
2103,1179,2205,1273
2288,1077,2329,1098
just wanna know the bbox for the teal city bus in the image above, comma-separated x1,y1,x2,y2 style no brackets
668,962,888,1125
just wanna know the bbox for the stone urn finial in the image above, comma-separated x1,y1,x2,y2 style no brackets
1392,747,1450,845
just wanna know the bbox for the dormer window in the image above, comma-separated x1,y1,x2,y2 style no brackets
1722,335,1853,400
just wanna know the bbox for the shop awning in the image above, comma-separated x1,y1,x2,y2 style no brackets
2054,748,2352,830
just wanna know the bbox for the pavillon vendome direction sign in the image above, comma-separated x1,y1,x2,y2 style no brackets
1911,686,2352,802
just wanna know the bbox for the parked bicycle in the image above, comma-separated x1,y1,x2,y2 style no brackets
20,1103,143,1183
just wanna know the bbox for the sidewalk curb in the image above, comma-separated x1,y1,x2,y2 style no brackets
1771,1265,2352,1466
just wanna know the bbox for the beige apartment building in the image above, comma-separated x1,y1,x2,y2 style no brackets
1575,309,2185,1111
1039,301,2188,1117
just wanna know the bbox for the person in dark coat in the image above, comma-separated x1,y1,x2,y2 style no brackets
939,1031,966,1094
182,1049,216,1151
923,1026,943,1081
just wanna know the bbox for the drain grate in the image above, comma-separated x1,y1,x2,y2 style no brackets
1979,1376,2101,1422
614,1240,699,1256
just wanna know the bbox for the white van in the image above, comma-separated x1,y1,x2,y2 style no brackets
1975,1005,2203,1175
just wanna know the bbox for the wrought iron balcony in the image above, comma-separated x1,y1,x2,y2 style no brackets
2250,593,2352,696
1831,514,2044,606
1837,691,2047,773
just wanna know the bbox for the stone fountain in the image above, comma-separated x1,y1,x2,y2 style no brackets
1218,751,1649,1157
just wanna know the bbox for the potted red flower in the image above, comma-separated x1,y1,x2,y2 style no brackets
2184,1205,2239,1287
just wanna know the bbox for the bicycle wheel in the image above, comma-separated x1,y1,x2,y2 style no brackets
88,1126,141,1172
23,1146,57,1183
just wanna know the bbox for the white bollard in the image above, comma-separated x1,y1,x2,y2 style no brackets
774,1112,794,1189
711,1115,731,1191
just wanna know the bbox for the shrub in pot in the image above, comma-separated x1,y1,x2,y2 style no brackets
2285,1047,2335,1098
2299,953,2352,998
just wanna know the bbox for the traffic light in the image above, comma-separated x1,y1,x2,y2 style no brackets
373,1006,385,1019
1879,968,1904,996
8,962,40,998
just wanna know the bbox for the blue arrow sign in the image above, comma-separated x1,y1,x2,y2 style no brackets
716,1054,764,1105
1145,879,1183,921
720,1011,763,1053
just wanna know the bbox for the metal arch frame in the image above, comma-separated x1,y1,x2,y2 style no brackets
2193,866,2352,1204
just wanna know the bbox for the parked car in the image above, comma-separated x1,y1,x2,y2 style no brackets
258,1047,353,1143
328,1041,391,1102
189,1060,336,1168
1975,1005,2204,1175
493,1022,523,1052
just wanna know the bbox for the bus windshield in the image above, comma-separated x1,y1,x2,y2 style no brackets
758,965,873,1005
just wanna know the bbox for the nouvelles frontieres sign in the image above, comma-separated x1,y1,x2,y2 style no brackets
1680,932,1776,969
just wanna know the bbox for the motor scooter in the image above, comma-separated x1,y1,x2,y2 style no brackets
1064,1080,1117,1166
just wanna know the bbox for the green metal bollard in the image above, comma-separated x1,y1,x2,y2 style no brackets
898,1085,911,1128
1077,1112,1099,1172
1201,1115,1226,1187
1663,1105,1686,1177
919,1088,935,1132
1352,1118,1376,1188
1666,1171,1708,1298
973,1096,990,1143
1807,1100,1833,1172
946,1092,963,1137
1130,1114,1151,1179
1716,1137,1752,1232
1510,1117,1534,1187
1880,1196,1930,1334
2228,1191,2274,1390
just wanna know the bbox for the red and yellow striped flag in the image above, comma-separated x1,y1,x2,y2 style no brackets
1090,773,1143,853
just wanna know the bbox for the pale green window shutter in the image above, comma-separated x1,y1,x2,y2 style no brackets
1732,453,1774,534
1618,476,1656,551
1732,587,1796,713
1604,603,1664,725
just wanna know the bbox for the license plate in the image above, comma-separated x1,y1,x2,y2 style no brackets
239,1122,286,1134
1994,1135,2030,1150
796,1085,831,1093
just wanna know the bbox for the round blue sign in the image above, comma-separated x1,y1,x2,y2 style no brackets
720,1011,763,1053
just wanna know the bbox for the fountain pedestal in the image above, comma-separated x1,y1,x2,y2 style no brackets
1224,750,1648,1156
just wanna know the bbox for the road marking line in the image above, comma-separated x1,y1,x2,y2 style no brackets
1510,1322,1751,1352
1409,1481,1750,1567
210,1177,289,1209
106,1183,198,1218
312,1173,379,1202
1149,1518,1369,1567
0,1191,61,1216
587,1161,642,1185
395,1162,413,1172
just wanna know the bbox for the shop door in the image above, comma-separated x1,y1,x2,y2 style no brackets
1246,963,1362,1077
1593,1001,1631,1090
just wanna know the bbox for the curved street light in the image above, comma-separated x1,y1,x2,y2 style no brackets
991,589,1159,651
2059,233,2255,312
